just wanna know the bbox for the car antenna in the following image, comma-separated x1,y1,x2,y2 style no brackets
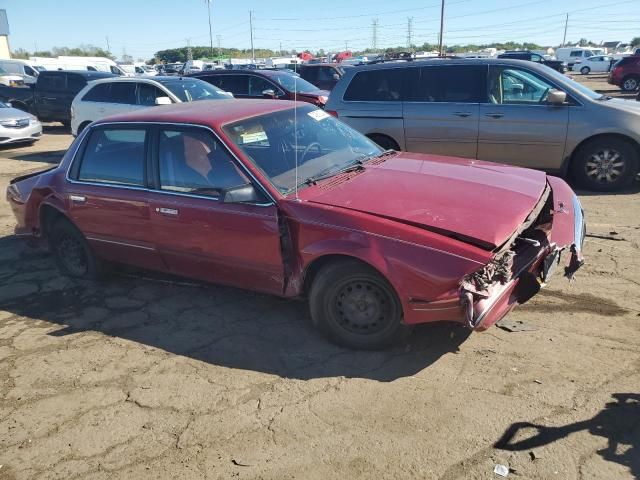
294,73,299,201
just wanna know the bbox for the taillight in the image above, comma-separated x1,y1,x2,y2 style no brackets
326,110,339,118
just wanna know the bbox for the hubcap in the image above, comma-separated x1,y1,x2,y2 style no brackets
57,234,88,276
585,148,625,184
334,280,391,335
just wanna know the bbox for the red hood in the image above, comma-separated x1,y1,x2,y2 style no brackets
299,152,548,249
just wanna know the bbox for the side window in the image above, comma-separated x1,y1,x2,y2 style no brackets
24,65,37,77
109,82,137,104
317,67,335,82
300,67,317,82
110,66,121,75
67,74,87,93
248,76,277,96
137,83,166,106
87,66,98,71
569,50,581,57
413,66,485,103
214,75,249,95
488,67,557,105
531,54,543,62
82,83,112,102
158,129,249,197
343,69,407,101
78,129,146,186
38,74,66,92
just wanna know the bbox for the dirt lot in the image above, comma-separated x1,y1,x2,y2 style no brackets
1,82,639,479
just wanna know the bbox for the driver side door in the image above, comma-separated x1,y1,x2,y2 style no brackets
478,65,569,169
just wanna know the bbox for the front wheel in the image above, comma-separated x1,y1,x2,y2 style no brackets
309,260,407,350
49,218,102,279
572,138,639,192
580,66,590,75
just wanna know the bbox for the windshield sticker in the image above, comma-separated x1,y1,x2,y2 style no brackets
240,131,269,144
308,110,330,122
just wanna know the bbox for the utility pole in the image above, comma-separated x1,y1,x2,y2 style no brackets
345,41,348,51
206,0,214,58
249,10,255,63
216,35,222,57
438,0,445,56
186,38,193,61
279,42,283,56
562,13,569,47
407,17,413,50
105,36,110,53
372,18,379,52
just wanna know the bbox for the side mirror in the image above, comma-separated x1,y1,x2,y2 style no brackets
155,96,172,105
222,184,261,203
547,89,567,105
332,73,340,81
262,89,276,98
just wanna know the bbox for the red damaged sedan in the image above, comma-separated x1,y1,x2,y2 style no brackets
7,100,585,349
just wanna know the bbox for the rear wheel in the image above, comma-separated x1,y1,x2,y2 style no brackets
580,66,590,75
367,134,400,151
309,260,407,350
621,75,640,92
49,218,102,279
572,137,639,192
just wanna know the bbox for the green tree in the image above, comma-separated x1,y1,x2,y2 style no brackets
631,37,640,47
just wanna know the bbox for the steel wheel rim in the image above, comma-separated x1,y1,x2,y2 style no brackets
57,234,88,276
585,148,626,184
333,279,392,335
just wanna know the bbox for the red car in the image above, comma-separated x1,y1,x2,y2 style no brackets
189,70,329,107
608,55,640,92
7,100,585,349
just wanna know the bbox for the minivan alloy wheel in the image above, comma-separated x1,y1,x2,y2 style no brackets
585,148,626,184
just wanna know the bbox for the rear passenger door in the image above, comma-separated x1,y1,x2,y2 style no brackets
96,82,139,117
66,126,165,271
403,64,485,158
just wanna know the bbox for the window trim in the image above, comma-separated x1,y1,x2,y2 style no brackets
66,122,275,207
71,124,150,188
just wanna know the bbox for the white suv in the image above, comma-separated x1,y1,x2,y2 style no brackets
70,77,233,136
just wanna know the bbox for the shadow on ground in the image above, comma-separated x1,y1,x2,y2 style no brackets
495,393,640,478
0,235,470,382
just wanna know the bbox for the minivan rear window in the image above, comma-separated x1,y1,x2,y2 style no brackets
344,68,407,101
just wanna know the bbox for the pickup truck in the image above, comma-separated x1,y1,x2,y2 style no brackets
0,70,115,125
497,51,567,73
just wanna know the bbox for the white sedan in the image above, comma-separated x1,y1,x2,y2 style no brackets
0,102,42,145
578,56,614,74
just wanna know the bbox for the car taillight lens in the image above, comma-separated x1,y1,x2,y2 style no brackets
326,110,339,118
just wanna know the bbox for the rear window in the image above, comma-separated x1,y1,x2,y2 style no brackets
344,68,407,101
82,83,111,102
78,128,146,186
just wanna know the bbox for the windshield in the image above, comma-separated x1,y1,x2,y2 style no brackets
159,79,232,101
269,73,319,93
223,104,382,194
541,66,603,100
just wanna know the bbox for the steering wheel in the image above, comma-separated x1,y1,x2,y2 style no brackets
539,87,550,103
300,142,322,164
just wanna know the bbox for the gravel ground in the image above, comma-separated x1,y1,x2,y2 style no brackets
0,83,639,479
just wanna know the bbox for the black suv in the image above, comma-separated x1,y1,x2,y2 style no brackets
498,51,566,73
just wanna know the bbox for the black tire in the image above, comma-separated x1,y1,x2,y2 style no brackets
48,218,102,279
572,137,639,192
309,260,407,350
621,75,640,92
367,134,400,151
580,66,590,75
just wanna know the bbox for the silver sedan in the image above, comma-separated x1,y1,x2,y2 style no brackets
0,102,42,145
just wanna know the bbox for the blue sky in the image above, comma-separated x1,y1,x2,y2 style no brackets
3,0,639,60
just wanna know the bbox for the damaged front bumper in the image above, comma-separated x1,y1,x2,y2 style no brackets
461,179,585,331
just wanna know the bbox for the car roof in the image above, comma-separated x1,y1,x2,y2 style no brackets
40,70,117,79
95,98,299,129
192,69,292,78
348,57,550,72
87,75,194,84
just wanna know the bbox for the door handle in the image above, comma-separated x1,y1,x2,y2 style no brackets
485,112,504,119
155,207,179,216
453,112,472,118
69,194,86,203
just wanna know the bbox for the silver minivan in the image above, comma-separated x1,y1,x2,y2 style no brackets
325,58,640,191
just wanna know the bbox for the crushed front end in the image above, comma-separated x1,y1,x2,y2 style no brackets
460,177,585,331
